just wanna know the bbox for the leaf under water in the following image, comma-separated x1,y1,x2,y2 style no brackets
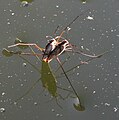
73,103,85,111
41,61,57,97
2,48,14,57
2,48,23,57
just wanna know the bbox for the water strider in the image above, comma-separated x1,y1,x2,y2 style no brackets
2,10,108,111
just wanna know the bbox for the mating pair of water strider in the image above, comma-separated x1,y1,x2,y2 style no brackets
7,10,105,63
8,36,72,63
4,12,109,111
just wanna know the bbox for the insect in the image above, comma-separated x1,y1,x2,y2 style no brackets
3,10,108,111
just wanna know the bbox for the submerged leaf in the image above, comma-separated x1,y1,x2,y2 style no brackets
73,103,85,111
41,61,57,97
2,48,23,57
2,48,14,57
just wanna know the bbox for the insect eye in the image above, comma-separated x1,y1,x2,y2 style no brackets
63,40,68,44
49,39,55,43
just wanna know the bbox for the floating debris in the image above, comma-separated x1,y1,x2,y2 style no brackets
21,1,29,7
20,0,33,7
113,106,118,112
0,108,5,113
2,48,14,57
22,62,27,67
87,16,94,20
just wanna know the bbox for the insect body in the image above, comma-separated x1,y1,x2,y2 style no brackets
43,39,72,62
42,39,57,61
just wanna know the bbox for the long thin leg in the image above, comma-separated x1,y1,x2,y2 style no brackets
8,43,44,52
12,78,41,104
55,55,70,73
64,51,109,74
69,43,108,58
56,57,82,106
56,19,75,41
70,44,100,58
53,25,60,36
46,26,60,41
75,51,99,58
10,51,42,104
19,52,42,56
56,9,90,42
6,49,42,57
66,48,100,58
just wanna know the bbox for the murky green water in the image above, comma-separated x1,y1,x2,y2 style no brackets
0,0,119,120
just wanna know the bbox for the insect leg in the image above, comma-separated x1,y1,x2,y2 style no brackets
8,43,44,52
56,57,83,106
56,9,90,42
64,51,109,74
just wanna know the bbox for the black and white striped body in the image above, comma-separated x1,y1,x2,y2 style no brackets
42,39,57,61
43,40,72,62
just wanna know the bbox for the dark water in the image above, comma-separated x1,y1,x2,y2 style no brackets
0,0,119,120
